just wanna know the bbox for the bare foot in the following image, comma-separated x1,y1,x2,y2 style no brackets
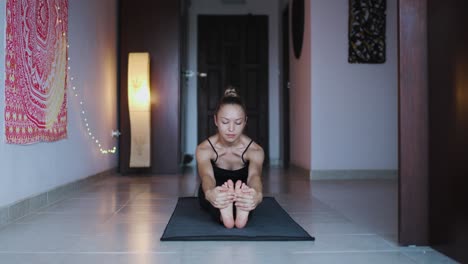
234,181,250,228
219,180,235,228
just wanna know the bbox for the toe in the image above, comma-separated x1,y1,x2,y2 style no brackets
235,180,242,190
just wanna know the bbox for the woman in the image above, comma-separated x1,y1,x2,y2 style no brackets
197,87,264,229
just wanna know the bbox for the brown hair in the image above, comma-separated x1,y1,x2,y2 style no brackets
215,86,247,115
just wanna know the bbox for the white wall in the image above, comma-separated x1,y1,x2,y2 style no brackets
0,0,118,207
310,0,398,170
184,0,282,164
289,0,312,170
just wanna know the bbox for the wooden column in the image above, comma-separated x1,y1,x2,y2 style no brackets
427,0,468,262
398,0,429,245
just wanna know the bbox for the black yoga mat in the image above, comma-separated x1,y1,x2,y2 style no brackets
160,197,315,241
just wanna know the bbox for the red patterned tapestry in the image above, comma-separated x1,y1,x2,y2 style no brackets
5,0,68,144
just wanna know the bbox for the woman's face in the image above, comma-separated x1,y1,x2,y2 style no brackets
215,104,247,143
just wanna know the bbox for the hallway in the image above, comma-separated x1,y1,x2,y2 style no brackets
0,168,456,263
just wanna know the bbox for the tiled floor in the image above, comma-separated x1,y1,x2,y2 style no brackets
0,167,458,263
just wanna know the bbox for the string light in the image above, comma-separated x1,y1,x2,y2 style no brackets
55,6,117,155
66,44,117,155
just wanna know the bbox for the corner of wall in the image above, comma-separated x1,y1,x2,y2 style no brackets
0,0,6,141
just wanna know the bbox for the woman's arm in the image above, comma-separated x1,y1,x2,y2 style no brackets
196,143,216,194
246,145,264,203
196,142,234,208
235,143,264,211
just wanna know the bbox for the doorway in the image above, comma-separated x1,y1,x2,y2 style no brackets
197,15,269,161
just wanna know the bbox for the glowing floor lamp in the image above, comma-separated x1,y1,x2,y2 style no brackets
128,52,151,168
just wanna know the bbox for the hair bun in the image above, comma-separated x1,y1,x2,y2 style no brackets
224,86,239,98
216,85,246,114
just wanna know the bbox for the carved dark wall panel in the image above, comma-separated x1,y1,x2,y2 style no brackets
119,0,181,174
349,0,386,63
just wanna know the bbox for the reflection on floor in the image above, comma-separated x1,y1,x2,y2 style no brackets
0,167,458,263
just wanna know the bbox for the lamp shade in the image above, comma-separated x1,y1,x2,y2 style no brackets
128,52,151,168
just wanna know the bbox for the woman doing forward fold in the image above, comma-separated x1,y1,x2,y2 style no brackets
197,87,264,229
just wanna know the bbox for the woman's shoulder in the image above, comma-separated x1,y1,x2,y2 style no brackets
242,136,264,159
197,135,216,147
239,135,260,149
196,140,210,153
196,135,218,157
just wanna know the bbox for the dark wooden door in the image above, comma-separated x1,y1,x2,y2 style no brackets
282,7,290,167
197,15,269,160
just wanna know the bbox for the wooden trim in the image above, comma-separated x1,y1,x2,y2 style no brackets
398,0,429,245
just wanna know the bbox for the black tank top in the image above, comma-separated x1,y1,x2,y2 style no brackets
207,138,253,185
198,139,254,202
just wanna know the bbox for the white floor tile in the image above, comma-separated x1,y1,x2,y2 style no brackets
0,169,458,263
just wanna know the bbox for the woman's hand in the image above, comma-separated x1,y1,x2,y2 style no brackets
234,182,262,212
205,185,235,209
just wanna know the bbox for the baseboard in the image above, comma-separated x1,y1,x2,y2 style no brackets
310,170,398,180
269,159,284,167
289,164,312,176
0,168,117,229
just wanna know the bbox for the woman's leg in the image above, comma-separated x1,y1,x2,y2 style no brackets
198,185,221,223
198,182,235,228
219,180,235,228
234,180,250,228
